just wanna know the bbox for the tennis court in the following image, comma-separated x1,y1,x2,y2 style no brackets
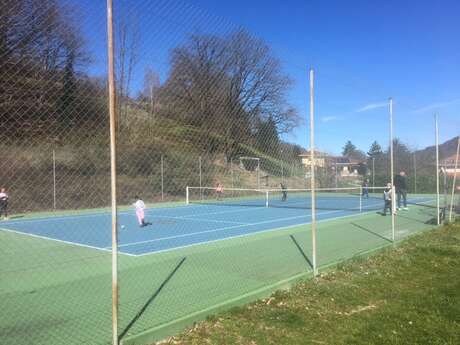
1,190,442,345
0,190,436,256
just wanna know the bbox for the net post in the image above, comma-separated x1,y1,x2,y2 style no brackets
186,186,189,205
389,98,395,242
435,114,440,225
309,68,318,277
106,1,119,344
448,137,460,222
265,190,269,207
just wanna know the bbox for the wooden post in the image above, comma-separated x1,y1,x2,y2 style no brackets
106,1,119,344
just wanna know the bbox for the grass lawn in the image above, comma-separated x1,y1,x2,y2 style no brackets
160,221,460,345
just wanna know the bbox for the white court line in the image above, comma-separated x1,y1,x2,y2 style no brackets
0,227,136,257
154,215,249,225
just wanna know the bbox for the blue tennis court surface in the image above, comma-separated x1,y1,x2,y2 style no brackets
0,195,435,256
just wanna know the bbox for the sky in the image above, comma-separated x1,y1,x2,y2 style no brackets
75,0,459,154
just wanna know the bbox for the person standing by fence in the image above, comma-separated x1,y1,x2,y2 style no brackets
394,171,408,210
0,187,9,220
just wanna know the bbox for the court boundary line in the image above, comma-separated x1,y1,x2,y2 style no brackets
0,227,136,257
154,215,250,225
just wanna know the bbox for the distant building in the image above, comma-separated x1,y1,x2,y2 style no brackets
441,153,460,176
299,151,366,177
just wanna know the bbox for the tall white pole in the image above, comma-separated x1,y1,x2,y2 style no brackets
448,136,460,222
106,0,119,344
53,149,56,210
161,154,164,201
309,68,317,276
435,115,440,225
389,98,395,242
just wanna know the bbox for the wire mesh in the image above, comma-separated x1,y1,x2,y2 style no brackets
0,1,457,345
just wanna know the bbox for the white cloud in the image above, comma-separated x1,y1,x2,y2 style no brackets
412,98,460,114
321,116,339,122
356,101,388,113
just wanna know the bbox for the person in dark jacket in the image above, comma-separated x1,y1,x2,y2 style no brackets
394,171,408,210
280,183,287,201
0,187,9,220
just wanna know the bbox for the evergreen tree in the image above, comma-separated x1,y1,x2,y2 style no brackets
367,141,383,158
342,140,357,157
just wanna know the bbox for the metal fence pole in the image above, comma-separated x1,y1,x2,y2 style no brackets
389,98,395,242
199,156,202,200
435,114,440,225
161,154,164,201
309,68,317,276
106,0,119,344
53,149,56,210
448,137,460,222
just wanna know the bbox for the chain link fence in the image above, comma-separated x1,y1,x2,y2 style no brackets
1,1,458,345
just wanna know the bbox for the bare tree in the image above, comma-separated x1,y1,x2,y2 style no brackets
0,0,90,136
141,67,161,116
157,30,299,156
115,12,140,128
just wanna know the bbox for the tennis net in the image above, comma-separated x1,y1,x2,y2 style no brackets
186,186,394,211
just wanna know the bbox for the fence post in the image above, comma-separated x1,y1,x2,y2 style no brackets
106,0,119,344
53,149,56,210
161,154,164,201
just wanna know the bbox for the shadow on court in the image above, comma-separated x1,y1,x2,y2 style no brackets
350,222,392,243
289,234,313,270
119,257,187,341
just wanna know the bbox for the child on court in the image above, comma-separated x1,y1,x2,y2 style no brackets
215,183,224,200
382,183,393,216
133,195,151,227
0,187,9,220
